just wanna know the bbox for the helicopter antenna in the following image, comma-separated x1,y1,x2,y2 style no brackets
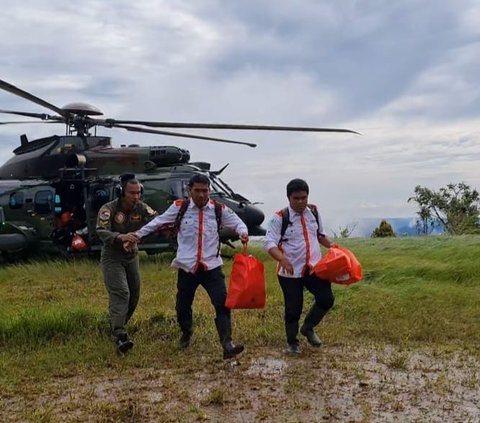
210,163,230,175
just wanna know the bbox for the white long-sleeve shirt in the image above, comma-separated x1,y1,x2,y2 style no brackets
136,198,248,272
264,205,325,278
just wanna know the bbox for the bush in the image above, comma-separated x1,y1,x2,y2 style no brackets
371,220,396,238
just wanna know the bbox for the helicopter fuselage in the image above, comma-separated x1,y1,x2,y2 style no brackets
0,137,265,259
0,135,192,180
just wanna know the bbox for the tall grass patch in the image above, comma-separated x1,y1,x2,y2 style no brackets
1,236,480,386
0,308,103,347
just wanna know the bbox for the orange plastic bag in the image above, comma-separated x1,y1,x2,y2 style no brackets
314,245,363,285
225,244,266,309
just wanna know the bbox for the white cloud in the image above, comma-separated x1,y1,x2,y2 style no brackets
1,0,480,231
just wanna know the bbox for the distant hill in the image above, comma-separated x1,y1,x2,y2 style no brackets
339,217,444,238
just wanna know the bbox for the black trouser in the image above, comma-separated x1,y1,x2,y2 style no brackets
278,273,334,344
176,266,230,335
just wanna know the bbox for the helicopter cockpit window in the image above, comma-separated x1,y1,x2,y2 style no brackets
9,192,24,209
210,176,231,197
170,179,189,199
34,190,53,215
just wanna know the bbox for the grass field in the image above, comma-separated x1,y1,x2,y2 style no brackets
1,236,480,422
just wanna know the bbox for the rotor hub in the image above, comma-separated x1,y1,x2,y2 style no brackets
61,102,103,116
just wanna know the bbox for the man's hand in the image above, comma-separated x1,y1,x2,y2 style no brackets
123,241,136,252
239,233,249,244
117,232,140,243
117,233,140,251
278,257,294,275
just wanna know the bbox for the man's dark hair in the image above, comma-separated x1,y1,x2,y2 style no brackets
286,178,309,197
188,173,210,187
120,173,136,184
124,178,140,188
120,173,138,190
119,174,141,197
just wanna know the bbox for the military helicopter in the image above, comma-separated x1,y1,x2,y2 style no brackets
0,78,357,260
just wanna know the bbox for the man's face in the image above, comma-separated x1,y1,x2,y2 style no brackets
123,182,142,209
288,191,308,214
190,182,210,208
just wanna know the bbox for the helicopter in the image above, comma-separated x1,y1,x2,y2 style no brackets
0,78,357,261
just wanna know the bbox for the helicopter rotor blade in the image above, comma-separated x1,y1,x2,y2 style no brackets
106,122,257,147
104,119,359,135
0,79,66,117
0,109,64,121
0,120,62,125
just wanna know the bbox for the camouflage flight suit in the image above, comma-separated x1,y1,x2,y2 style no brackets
96,198,157,339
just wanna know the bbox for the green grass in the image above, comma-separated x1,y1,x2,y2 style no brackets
1,236,480,389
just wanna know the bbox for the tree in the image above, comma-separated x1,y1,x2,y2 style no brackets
331,223,357,239
371,220,396,238
408,183,480,235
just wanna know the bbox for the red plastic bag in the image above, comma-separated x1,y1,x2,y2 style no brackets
71,234,87,251
314,245,363,285
226,244,266,309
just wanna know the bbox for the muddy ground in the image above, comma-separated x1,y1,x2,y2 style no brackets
2,343,479,422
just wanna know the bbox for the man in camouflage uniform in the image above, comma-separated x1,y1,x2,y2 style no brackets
96,174,157,354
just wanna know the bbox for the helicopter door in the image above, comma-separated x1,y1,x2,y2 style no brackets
27,187,56,239
52,182,87,246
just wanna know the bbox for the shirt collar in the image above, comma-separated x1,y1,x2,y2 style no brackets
288,205,305,217
189,198,214,210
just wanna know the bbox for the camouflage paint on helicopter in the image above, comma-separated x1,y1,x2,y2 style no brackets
0,78,357,260
0,159,266,258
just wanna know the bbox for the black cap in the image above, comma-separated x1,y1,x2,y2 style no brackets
120,173,136,183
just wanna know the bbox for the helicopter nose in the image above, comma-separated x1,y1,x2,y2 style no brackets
243,204,265,227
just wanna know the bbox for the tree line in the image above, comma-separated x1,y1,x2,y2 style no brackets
368,182,480,238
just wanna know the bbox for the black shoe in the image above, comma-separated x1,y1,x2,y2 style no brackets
223,342,244,359
116,334,134,355
178,331,192,350
300,326,322,347
285,343,301,354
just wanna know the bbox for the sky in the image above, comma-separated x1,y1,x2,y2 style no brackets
1,0,480,236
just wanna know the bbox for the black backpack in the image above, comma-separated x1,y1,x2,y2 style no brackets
173,199,223,256
280,204,320,242
173,199,222,233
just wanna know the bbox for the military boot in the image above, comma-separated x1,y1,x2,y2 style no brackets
178,329,193,349
215,316,244,359
116,333,134,355
300,304,328,347
285,322,301,354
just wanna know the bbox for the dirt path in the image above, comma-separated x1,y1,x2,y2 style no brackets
2,344,479,422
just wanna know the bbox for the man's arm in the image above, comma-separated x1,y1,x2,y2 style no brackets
263,213,294,275
141,202,159,223
96,205,136,248
134,203,178,239
318,234,334,248
316,213,334,248
96,205,119,246
221,206,249,242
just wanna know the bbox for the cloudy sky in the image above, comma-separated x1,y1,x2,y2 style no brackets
1,0,480,235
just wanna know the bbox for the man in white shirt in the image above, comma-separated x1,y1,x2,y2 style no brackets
264,178,334,354
131,174,249,359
